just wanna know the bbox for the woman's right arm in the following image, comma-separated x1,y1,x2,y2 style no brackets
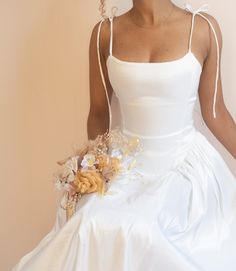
87,19,113,140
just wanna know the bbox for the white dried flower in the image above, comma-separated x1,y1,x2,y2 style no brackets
110,148,123,159
65,156,79,173
81,154,97,168
54,178,63,190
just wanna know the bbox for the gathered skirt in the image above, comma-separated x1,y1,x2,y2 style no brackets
12,128,236,271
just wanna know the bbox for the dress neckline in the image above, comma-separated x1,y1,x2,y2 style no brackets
106,51,202,70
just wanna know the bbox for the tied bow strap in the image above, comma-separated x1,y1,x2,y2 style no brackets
184,3,209,14
184,3,220,119
96,6,118,132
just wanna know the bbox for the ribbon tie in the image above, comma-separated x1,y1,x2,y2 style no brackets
184,3,219,119
184,3,209,14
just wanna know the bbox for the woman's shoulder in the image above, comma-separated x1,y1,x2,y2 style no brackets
89,17,111,55
195,11,221,33
90,17,110,41
89,12,129,55
176,3,222,37
193,11,223,54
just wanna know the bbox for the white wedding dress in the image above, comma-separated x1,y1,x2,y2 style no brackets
12,3,236,271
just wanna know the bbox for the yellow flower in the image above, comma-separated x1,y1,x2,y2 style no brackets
110,157,121,174
96,155,121,179
74,170,105,195
96,154,109,170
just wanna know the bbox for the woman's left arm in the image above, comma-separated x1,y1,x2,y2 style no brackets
198,13,236,159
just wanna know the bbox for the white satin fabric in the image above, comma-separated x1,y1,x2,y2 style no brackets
12,3,236,271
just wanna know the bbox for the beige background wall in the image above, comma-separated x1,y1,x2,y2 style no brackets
1,1,235,270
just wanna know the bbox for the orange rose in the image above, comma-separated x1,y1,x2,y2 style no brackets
74,170,105,195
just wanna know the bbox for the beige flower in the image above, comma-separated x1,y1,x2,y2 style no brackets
81,154,97,168
96,155,121,178
74,170,105,195
110,157,121,174
96,154,109,170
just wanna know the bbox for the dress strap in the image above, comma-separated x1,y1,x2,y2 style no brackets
188,12,196,53
97,19,112,132
108,16,114,56
184,3,220,119
108,6,118,56
96,7,118,132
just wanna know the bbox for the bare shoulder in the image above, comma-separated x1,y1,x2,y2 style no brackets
89,18,111,56
89,12,131,58
196,11,222,32
90,18,111,39
195,11,223,52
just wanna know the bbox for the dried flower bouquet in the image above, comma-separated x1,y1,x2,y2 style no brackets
53,127,142,220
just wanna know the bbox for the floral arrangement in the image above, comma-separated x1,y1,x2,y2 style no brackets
53,127,142,221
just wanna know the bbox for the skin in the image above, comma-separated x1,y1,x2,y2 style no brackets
88,0,236,159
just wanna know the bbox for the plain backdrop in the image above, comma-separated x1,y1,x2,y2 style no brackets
1,1,235,270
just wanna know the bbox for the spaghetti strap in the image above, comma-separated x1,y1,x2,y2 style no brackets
108,16,114,56
188,13,196,53
95,7,118,133
108,6,118,56
97,19,112,132
185,3,220,119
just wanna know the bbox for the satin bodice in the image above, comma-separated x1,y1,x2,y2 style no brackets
106,52,202,137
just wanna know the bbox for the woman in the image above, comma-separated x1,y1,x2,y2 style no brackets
12,1,236,271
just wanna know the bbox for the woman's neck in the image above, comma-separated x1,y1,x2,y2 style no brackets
131,0,175,26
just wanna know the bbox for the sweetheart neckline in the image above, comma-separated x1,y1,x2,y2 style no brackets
106,51,202,70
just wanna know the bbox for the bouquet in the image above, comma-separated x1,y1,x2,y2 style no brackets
53,127,142,221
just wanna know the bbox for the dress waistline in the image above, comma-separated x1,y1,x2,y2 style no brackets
121,125,197,177
122,124,195,140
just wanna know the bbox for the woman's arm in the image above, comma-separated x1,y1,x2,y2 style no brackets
87,19,113,140
198,13,236,159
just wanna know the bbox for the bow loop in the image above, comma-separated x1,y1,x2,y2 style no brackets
109,6,118,20
184,3,209,14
